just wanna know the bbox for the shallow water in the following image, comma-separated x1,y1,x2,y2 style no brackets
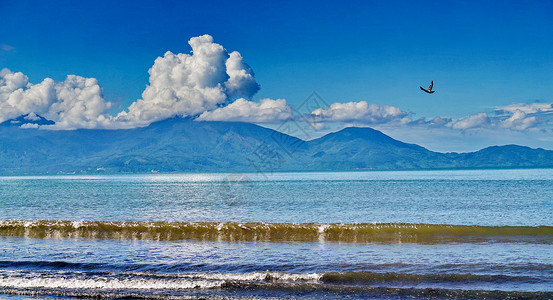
1,169,552,298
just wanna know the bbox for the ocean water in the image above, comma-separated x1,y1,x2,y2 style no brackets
0,169,552,299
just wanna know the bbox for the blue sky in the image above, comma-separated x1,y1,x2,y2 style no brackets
1,0,553,152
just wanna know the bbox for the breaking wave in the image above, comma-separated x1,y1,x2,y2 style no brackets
0,270,551,299
1,220,552,244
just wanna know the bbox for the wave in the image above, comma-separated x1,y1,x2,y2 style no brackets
320,271,544,285
2,287,552,300
0,270,551,299
0,270,545,286
0,275,221,290
1,220,552,243
0,270,319,290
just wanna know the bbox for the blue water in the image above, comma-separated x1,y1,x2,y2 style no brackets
1,169,552,298
1,169,552,225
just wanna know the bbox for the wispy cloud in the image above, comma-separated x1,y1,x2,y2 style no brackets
494,102,553,115
1,44,15,52
310,101,409,125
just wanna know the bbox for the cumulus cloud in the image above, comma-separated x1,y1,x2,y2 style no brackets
488,102,553,131
0,68,113,129
450,112,490,130
20,123,39,129
197,98,291,123
1,35,263,129
115,34,260,126
498,109,537,131
224,51,260,98
3,33,553,136
310,101,408,124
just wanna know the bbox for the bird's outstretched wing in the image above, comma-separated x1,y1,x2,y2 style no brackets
420,85,434,94
428,81,433,91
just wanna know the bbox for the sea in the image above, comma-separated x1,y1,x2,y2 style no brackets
0,169,552,299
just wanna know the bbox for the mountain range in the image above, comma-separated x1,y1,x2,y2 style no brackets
1,116,553,174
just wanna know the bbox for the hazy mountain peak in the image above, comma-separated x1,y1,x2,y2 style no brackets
0,113,54,128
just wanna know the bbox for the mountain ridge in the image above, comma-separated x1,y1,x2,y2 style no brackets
1,117,552,174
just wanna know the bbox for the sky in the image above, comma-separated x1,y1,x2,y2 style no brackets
1,0,552,152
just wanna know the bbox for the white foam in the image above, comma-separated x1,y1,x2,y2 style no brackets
0,272,321,290
318,224,330,233
0,276,222,290
177,272,321,282
71,221,84,228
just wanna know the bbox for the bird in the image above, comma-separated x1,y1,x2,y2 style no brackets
420,81,435,94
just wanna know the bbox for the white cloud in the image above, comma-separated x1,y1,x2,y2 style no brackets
498,109,537,131
197,98,291,123
20,123,39,129
308,122,329,131
429,102,553,132
44,75,113,129
224,51,260,98
0,68,43,122
428,116,451,127
24,112,41,121
3,33,553,140
450,112,490,130
310,101,408,124
489,102,553,131
1,35,261,129
115,34,260,127
495,102,553,114
303,100,553,133
0,68,113,129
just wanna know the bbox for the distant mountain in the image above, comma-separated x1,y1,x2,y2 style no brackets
304,127,453,170
0,113,54,128
0,117,552,174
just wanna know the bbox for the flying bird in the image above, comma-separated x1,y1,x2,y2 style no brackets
420,81,435,94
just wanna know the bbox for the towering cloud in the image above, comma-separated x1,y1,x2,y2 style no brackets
1,35,264,129
224,51,260,99
115,34,260,126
